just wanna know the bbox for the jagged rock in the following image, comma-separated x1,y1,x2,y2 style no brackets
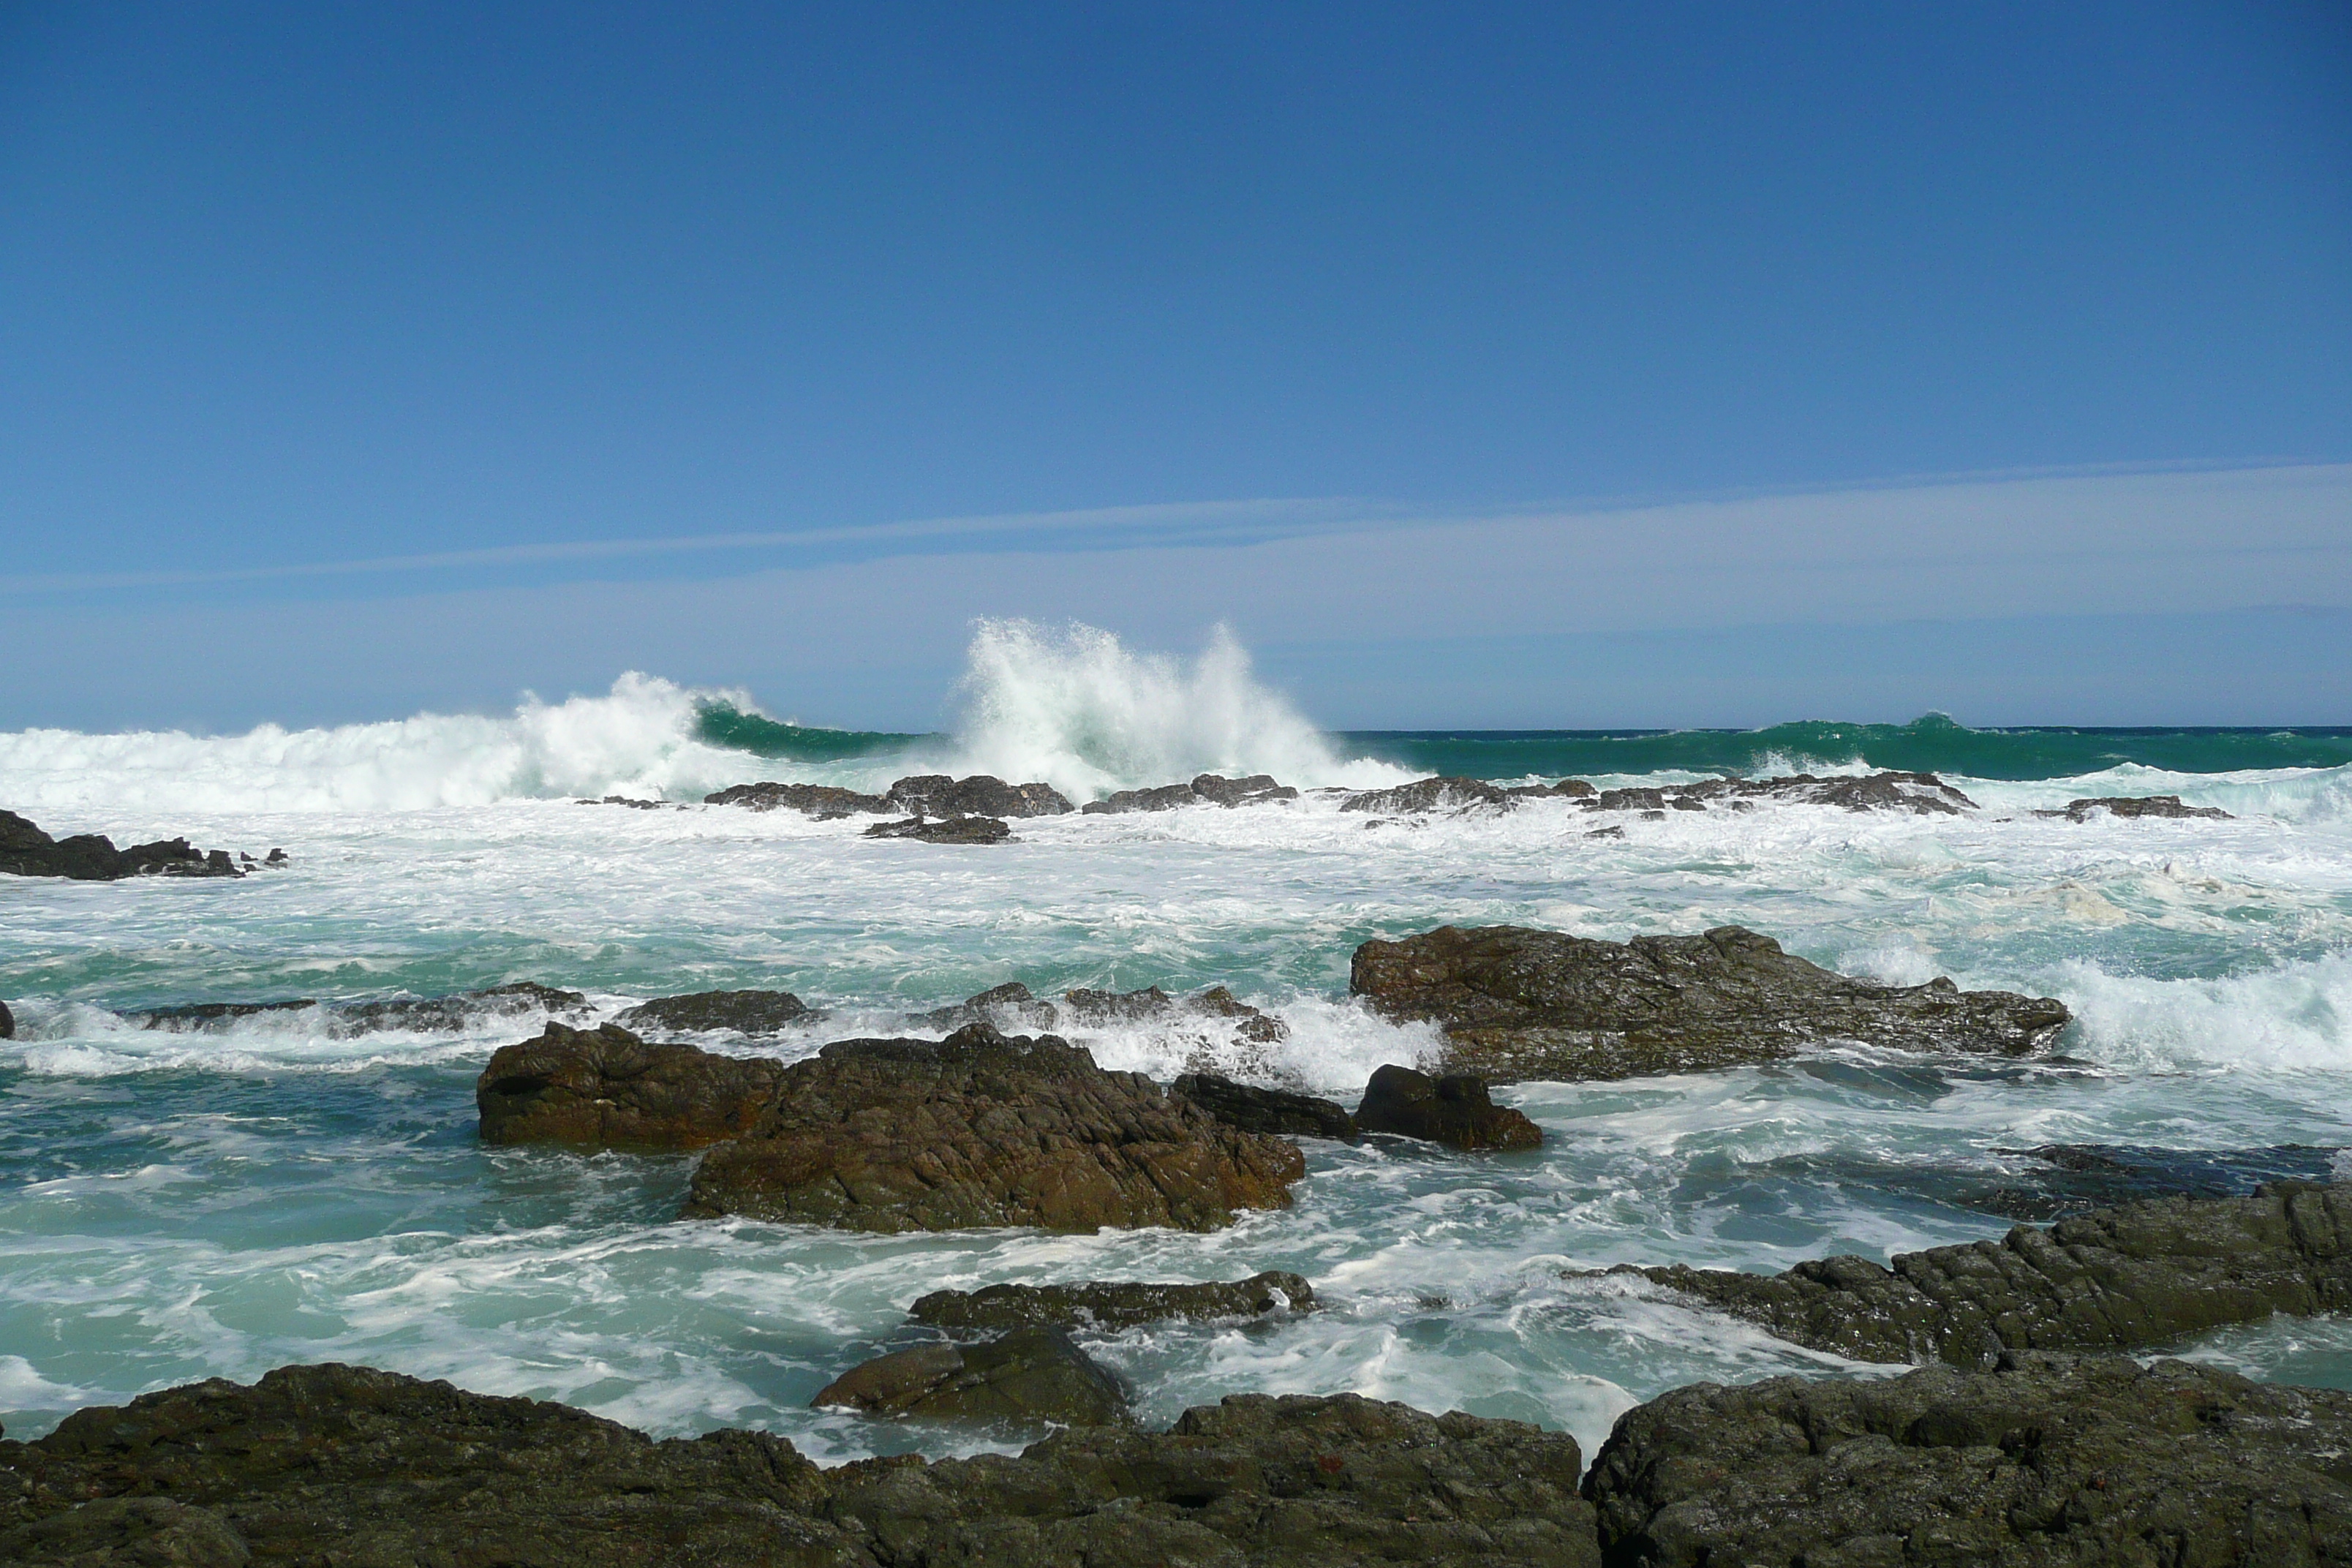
1603,1180,2352,1368
864,815,1013,844
1338,776,1516,814
916,980,1061,1031
1172,1072,1357,1139
573,794,676,810
1354,1064,1542,1151
0,999,12,1041
132,981,590,1036
682,1023,1305,1232
476,1022,788,1150
920,984,1288,1054
0,1362,847,1567
1578,770,1980,816
1583,1352,2352,1567
2035,793,2234,821
614,988,812,1034
1081,774,1300,813
264,848,287,865
1,809,245,881
1352,924,2071,1082
886,774,1073,818
908,1270,1316,1333
811,1327,1130,1428
704,781,893,815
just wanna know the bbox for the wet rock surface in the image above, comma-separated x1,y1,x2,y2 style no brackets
130,980,591,1036
682,1023,1305,1232
1354,1064,1542,1150
1353,923,2072,1082
614,987,814,1034
1610,1180,2352,1368
1583,1352,2352,1568
1172,1072,1357,1139
1972,1141,2345,1219
811,1327,1130,1428
705,781,893,815
886,774,1074,818
1339,775,1517,815
864,814,1014,844
0,999,12,1041
908,1271,1316,1333
1082,773,1300,813
2036,793,2235,821
476,1021,789,1150
920,983,1290,1069
1,808,246,881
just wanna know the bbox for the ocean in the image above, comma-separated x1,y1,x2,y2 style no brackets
3,622,2349,1466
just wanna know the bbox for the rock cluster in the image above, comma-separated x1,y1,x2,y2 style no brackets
1171,1072,1357,1139
1609,1180,2352,1368
1082,773,1300,813
1352,923,2071,1082
1335,769,1980,819
1354,1063,1544,1150
1,809,248,881
864,815,1013,844
704,781,891,815
811,1326,1130,1428
886,774,1074,818
908,1271,1315,1333
1340,775,1516,815
682,1023,1305,1233
613,987,813,1034
476,1022,790,1151
2036,793,2234,821
922,982,1289,1066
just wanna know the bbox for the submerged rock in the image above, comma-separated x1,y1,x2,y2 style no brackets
1354,1064,1542,1150
1339,776,1516,815
864,814,1014,844
1352,923,2071,1082
916,979,1062,1031
908,1270,1316,1333
886,774,1073,818
2035,793,2234,821
1,808,245,881
811,1326,1129,1428
682,1023,1305,1232
1615,769,1980,815
614,988,812,1034
919,983,1290,1068
703,781,892,815
1584,1352,2352,1567
1172,1072,1357,1139
1605,1180,2352,1367
476,1022,788,1150
1970,1140,2345,1219
1505,778,1598,799
132,981,590,1036
1081,773,1300,813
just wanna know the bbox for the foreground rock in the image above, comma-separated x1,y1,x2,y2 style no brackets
1586,1352,2352,1567
1355,1064,1542,1150
1610,1180,2352,1368
887,774,1073,818
909,1270,1316,1333
1354,923,2072,1082
133,980,589,1035
1082,773,1300,813
683,1023,1305,1232
811,1326,1130,1427
1,809,244,881
614,987,813,1034
2037,793,2234,821
704,781,892,815
477,1022,788,1150
864,814,1013,844
1172,1072,1357,1139
1340,775,1516,815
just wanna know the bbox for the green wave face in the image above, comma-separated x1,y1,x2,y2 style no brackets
693,702,930,764
1338,715,2352,782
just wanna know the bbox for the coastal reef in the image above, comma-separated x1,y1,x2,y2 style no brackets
1,809,252,881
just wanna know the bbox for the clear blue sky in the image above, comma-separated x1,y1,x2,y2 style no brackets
2,2,2348,728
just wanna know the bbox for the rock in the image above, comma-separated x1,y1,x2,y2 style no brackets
811,1326,1129,1428
1172,1072,1357,1139
1338,776,1516,814
2035,793,2234,821
263,848,287,865
1969,1140,2345,1220
1583,1352,2352,1568
476,1021,788,1150
575,794,674,810
0,1362,847,1567
132,981,590,1036
1064,984,1288,1044
682,1022,1305,1232
1505,778,1598,799
886,774,1073,818
1082,774,1299,813
0,999,12,1040
1605,1180,2352,1368
704,781,893,815
920,984,1289,1060
1354,1064,1542,1150
0,809,246,881
908,1270,1316,1333
1577,770,1980,816
916,980,1061,1031
1352,924,2071,1082
864,815,1014,844
614,988,812,1034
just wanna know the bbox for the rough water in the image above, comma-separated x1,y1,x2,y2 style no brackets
3,622,2349,1467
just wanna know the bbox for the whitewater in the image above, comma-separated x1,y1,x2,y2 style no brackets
3,621,2350,1466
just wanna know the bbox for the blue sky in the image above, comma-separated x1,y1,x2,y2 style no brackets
2,2,2347,729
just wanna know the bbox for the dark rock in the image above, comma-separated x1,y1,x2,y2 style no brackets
130,981,590,1036
1172,1072,1357,1139
1580,770,1980,816
1352,923,2071,1082
1506,778,1599,799
0,1362,846,1567
263,848,287,865
1605,1180,2352,1368
704,781,893,815
1082,774,1300,813
1589,786,1666,812
0,999,11,1040
916,980,1061,1031
811,1326,1130,1428
922,983,1289,1056
575,794,672,810
909,1271,1316,1333
1339,776,1516,814
682,1023,1306,1232
864,815,1013,844
0,809,246,881
614,988,812,1034
886,774,1073,818
1583,1352,2352,1568
1971,1141,2346,1218
2035,793,2234,821
476,1021,788,1150
1354,1064,1543,1151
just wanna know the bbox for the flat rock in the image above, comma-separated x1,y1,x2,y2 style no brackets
1339,775,1516,814
132,981,590,1036
1172,1072,1356,1139
614,987,812,1033
704,781,892,815
810,1326,1129,1428
1,808,245,881
908,1270,1316,1333
1354,1064,1542,1150
2035,793,2234,821
1604,1179,2352,1367
864,815,1013,843
1081,773,1299,813
1352,923,2071,1082
886,774,1073,818
682,1022,1306,1232
1584,1352,2352,1567
476,1021,788,1150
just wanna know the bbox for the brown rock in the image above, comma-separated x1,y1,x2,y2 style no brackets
2035,793,2234,821
909,1271,1315,1333
614,989,813,1034
864,815,1013,844
1338,776,1516,814
1354,1064,1542,1150
476,1021,788,1150
810,1327,1129,1427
